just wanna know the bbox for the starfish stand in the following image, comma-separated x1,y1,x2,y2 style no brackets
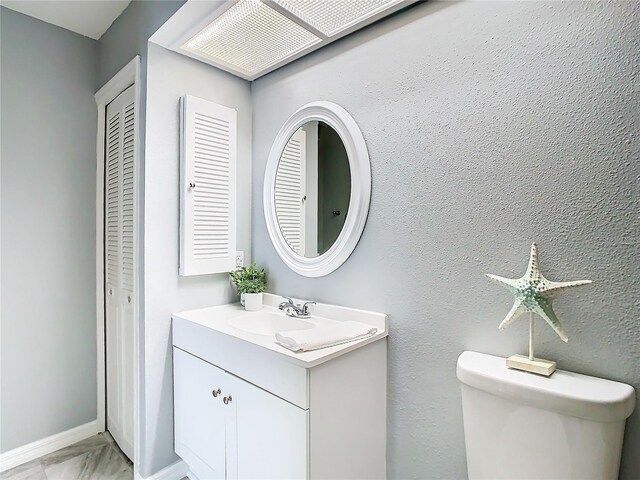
505,313,557,376
487,243,591,378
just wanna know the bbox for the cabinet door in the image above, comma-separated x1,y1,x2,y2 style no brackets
173,348,227,479
179,95,237,276
226,374,309,480
274,127,306,255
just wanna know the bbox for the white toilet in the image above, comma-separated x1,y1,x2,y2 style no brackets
457,351,636,479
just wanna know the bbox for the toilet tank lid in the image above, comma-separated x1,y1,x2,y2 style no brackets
457,351,636,423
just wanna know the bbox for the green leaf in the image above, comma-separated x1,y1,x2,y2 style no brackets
228,263,267,295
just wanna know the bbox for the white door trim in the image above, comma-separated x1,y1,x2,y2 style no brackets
94,56,141,462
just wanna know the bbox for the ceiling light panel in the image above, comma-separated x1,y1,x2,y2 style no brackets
183,0,321,77
272,0,404,37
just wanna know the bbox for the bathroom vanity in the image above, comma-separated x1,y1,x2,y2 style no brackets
172,294,388,480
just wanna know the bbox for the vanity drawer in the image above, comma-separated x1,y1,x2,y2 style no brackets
173,317,309,408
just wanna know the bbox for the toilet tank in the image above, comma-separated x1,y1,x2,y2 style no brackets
457,351,635,480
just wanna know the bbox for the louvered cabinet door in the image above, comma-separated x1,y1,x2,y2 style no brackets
104,84,135,461
180,96,237,276
274,128,306,255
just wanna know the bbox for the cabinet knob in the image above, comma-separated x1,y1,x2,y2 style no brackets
223,395,232,405
189,182,196,189
212,388,221,398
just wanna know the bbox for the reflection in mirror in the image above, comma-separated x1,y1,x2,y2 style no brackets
274,121,351,258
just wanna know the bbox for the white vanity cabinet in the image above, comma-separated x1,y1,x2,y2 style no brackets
173,348,227,479
173,348,308,480
172,298,388,480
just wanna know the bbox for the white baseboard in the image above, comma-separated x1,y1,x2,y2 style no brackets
0,420,99,472
186,470,199,480
135,460,188,480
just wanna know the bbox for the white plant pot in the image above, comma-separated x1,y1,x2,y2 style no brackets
243,292,263,311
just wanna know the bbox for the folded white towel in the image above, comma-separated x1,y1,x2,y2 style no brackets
275,321,378,352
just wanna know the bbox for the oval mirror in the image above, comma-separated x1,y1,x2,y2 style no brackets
264,101,371,277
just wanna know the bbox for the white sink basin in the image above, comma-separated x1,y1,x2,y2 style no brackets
173,294,388,367
227,312,315,336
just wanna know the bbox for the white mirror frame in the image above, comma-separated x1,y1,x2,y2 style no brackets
263,101,371,277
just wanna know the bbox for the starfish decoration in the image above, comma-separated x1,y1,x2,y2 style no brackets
487,243,592,342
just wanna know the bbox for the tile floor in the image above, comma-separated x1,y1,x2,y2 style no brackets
1,433,133,480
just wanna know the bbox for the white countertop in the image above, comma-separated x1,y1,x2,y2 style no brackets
172,293,389,368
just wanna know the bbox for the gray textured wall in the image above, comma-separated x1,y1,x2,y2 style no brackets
97,0,185,89
251,2,640,478
0,7,98,452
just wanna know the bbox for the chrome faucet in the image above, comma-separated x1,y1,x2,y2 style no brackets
278,297,316,319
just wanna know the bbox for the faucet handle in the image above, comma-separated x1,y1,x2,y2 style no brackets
301,301,316,315
278,297,294,310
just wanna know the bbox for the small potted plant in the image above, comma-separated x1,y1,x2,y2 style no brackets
229,264,266,311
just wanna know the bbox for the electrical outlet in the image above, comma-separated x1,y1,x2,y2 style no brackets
235,251,244,269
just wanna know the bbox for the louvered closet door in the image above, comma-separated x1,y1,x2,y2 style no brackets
105,84,135,461
274,128,306,255
180,95,237,276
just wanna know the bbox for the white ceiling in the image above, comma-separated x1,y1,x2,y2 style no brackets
151,0,415,81
0,0,131,40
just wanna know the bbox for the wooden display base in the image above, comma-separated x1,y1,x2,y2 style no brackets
506,354,557,376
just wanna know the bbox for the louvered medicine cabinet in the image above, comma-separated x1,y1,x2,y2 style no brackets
179,95,237,276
